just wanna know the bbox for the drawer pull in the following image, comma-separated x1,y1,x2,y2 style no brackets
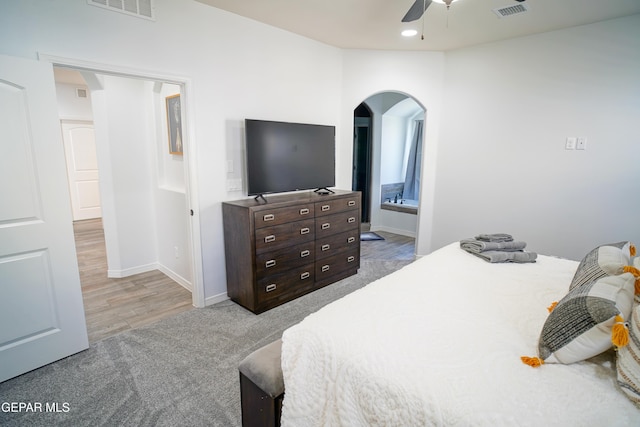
265,260,276,268
347,256,355,263
321,205,330,212
321,265,330,272
300,227,310,235
300,249,310,257
300,272,310,280
348,236,356,243
348,200,356,207
264,235,276,243
266,284,277,292
300,208,310,215
263,214,275,221
321,223,330,230
348,217,356,223
321,244,330,251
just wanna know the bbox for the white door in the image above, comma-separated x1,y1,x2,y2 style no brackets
0,54,89,383
61,121,102,221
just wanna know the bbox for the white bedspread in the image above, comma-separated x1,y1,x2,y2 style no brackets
281,243,640,426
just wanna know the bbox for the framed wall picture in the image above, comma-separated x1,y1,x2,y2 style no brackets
166,94,183,155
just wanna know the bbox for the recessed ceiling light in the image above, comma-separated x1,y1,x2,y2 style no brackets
401,29,418,37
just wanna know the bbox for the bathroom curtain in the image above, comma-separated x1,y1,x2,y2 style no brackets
403,119,423,200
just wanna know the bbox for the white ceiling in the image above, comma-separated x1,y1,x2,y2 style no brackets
195,0,640,51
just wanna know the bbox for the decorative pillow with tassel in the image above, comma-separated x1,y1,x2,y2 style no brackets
569,241,636,291
617,302,640,407
521,272,635,367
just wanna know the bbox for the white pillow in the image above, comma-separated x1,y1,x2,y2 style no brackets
617,303,640,407
569,241,633,291
522,273,635,366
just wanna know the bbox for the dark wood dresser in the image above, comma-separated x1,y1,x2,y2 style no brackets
222,190,361,313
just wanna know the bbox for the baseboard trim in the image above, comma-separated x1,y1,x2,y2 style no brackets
205,292,230,307
107,263,193,294
107,263,157,278
157,264,192,292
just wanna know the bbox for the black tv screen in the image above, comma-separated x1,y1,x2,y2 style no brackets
245,119,336,196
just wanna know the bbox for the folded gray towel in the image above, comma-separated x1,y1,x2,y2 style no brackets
460,239,527,253
475,233,513,242
471,250,537,263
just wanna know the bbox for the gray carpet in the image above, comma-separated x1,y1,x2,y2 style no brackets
0,259,411,427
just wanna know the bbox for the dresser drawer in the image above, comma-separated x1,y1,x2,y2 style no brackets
316,229,360,260
255,218,315,253
256,242,315,277
254,204,314,229
315,249,359,281
315,196,359,217
257,263,315,303
315,210,359,239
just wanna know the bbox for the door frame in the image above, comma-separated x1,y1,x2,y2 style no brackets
39,53,205,308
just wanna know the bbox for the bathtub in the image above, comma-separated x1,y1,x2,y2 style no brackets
380,199,418,215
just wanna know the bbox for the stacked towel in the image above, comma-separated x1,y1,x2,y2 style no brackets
475,233,514,243
460,233,537,263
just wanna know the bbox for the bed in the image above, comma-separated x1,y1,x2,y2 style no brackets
280,242,640,426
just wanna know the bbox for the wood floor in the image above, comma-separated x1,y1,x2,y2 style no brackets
360,228,416,261
74,219,193,343
74,219,415,344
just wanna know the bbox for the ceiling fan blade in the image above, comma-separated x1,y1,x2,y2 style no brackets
401,0,432,23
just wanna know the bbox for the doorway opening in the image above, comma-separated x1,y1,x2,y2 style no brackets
53,65,199,342
352,92,426,242
352,103,373,224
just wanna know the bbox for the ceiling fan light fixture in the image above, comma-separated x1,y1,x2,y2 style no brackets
401,29,418,37
432,0,459,4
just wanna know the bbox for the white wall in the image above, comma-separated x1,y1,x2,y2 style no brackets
153,82,191,288
90,75,158,276
432,14,640,260
341,50,445,255
0,0,343,304
55,82,93,121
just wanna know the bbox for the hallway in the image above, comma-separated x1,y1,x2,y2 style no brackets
74,219,193,343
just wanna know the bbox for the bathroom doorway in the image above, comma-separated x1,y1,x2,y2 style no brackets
352,92,425,238
352,103,373,223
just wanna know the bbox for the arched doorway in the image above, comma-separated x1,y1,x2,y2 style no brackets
352,91,426,238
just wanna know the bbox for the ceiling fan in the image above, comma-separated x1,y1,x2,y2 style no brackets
402,0,455,23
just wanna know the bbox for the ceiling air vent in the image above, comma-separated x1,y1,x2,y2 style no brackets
493,3,529,18
87,0,155,21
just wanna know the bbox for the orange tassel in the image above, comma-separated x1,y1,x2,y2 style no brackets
547,301,558,313
521,356,544,367
623,266,640,295
630,244,636,257
612,315,630,348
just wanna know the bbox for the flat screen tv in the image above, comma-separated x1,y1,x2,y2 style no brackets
245,119,336,197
